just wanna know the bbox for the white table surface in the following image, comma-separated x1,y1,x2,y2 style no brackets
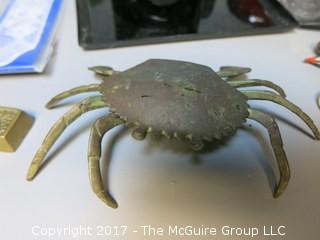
0,1,320,240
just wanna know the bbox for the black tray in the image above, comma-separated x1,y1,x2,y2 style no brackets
76,0,297,50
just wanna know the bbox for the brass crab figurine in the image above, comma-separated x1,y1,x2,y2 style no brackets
27,59,320,208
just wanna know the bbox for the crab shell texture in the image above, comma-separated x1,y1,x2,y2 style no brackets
101,59,249,144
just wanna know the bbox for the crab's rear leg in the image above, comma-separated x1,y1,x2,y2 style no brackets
242,90,320,140
88,114,124,208
27,96,106,180
217,66,251,78
46,84,101,109
248,108,290,198
228,79,286,97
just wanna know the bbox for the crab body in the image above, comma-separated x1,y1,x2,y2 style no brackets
102,59,248,144
27,59,320,208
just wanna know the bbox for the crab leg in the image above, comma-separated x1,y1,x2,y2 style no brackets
88,114,124,208
217,66,251,78
46,84,101,109
89,66,120,76
27,96,107,180
248,108,290,198
228,79,286,97
242,90,320,140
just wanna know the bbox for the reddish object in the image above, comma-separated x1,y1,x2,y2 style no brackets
304,56,320,64
229,0,273,27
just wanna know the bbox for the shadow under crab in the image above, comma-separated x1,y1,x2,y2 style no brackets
27,59,320,208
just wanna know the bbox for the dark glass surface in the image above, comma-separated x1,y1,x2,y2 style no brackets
112,0,202,39
76,0,297,49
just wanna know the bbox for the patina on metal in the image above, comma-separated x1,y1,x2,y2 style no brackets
27,59,320,208
0,107,34,152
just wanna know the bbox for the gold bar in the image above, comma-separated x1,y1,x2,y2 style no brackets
0,107,34,152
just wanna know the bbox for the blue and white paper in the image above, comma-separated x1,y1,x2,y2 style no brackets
0,0,63,74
